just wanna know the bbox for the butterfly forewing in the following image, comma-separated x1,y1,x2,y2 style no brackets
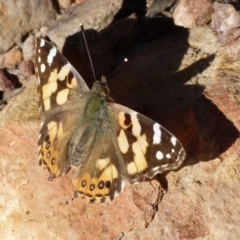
34,38,89,178
34,38,89,113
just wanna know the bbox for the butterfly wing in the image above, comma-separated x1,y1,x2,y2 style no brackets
72,101,185,202
108,103,186,183
72,139,126,203
34,38,90,179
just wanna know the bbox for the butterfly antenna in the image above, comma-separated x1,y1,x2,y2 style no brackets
107,58,128,79
80,23,96,81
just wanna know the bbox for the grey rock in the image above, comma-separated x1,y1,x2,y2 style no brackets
146,0,177,17
47,0,123,47
0,0,57,54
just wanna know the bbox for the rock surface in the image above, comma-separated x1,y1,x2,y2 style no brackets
173,0,213,28
0,0,57,53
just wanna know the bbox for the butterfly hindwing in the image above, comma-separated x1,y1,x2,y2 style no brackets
34,38,89,178
72,141,125,202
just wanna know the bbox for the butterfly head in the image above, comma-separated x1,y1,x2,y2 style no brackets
92,76,110,98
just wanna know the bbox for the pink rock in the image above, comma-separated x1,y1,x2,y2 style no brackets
212,2,240,45
4,48,23,69
173,0,213,28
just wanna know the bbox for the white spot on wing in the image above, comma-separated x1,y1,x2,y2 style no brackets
166,153,171,159
171,136,177,146
40,63,46,73
40,39,45,47
47,47,57,66
153,123,161,144
156,151,163,160
38,56,41,62
152,166,160,171
161,164,168,168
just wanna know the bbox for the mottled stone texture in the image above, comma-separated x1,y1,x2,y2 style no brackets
0,0,57,53
173,0,213,28
0,0,240,239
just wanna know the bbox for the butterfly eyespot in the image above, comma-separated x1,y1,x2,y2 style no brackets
46,142,51,149
45,134,50,142
105,181,111,189
51,158,56,165
90,184,95,191
46,151,51,158
81,180,87,187
98,181,104,189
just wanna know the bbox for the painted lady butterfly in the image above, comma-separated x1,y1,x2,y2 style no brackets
33,37,186,202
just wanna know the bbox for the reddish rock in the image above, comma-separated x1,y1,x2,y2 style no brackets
75,0,85,3
0,70,14,91
173,0,213,28
19,61,35,77
58,0,72,9
22,35,35,62
0,0,57,53
4,48,23,69
212,2,240,45
1,0,240,239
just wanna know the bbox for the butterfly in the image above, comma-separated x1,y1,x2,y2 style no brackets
33,37,186,203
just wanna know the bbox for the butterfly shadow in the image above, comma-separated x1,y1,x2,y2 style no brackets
102,17,239,167
62,15,239,180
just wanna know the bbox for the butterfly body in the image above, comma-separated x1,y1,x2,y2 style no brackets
34,37,186,202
